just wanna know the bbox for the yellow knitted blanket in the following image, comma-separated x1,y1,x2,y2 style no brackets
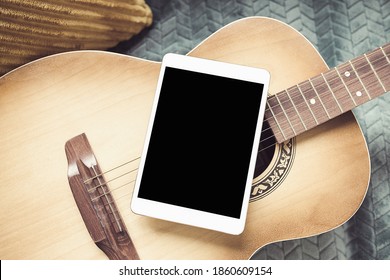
0,0,153,75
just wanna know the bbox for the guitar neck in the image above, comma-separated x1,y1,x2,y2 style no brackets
267,42,390,143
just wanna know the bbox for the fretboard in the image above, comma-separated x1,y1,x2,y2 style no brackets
266,42,390,143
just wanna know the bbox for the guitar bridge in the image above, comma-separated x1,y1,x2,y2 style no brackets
65,133,139,260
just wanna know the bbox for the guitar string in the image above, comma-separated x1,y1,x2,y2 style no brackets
91,165,123,232
87,167,138,192
84,163,137,204
83,136,278,187
85,157,140,183
84,54,389,190
91,179,136,203
84,139,280,203
85,165,137,202
243,54,390,143
261,55,389,139
83,50,390,200
262,47,388,119
87,88,384,207
270,46,390,113
186,50,390,143
86,139,282,203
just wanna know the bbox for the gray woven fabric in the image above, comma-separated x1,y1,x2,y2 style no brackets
112,0,390,260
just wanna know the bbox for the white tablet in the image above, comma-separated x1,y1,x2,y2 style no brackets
131,53,270,235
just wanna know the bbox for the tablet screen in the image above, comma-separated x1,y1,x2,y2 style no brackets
131,53,270,234
137,66,264,219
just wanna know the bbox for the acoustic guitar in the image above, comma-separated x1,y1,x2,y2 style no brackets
0,17,389,260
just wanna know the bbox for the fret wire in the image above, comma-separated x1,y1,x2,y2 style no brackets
266,96,295,136
348,60,372,100
256,54,389,140
368,50,390,91
308,78,330,119
325,70,358,111
81,45,390,183
353,54,389,99
266,100,287,141
266,49,390,116
263,47,388,120
84,48,390,163
265,60,384,139
364,53,387,92
321,73,344,113
296,83,319,125
275,93,297,135
379,46,390,90
334,67,358,106
263,52,388,126
381,47,390,64
286,88,307,130
259,54,384,137
267,109,313,140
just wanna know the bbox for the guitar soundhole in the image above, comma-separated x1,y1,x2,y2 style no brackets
250,121,295,201
253,121,276,178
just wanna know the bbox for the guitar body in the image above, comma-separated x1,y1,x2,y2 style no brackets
0,17,369,259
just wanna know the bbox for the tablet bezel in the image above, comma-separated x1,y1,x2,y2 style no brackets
131,53,270,235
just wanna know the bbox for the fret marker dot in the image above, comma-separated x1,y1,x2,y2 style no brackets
310,98,316,105
356,91,362,97
345,71,350,77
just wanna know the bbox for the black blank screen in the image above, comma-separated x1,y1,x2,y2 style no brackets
138,67,264,218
